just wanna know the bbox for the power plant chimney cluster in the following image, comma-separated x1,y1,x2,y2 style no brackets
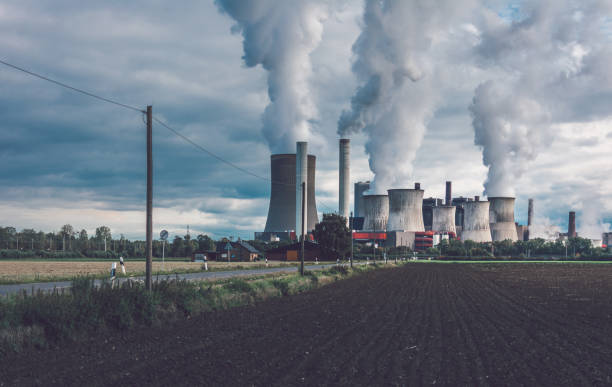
258,139,562,246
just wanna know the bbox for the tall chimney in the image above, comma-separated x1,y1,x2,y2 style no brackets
445,181,452,206
568,211,576,237
474,195,480,202
414,182,420,190
296,142,308,237
525,198,534,241
339,139,350,226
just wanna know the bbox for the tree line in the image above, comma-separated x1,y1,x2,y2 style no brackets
0,225,216,259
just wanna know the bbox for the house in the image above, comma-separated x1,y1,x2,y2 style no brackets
265,241,339,261
214,239,262,262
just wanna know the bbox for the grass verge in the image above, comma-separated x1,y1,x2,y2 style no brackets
0,262,394,355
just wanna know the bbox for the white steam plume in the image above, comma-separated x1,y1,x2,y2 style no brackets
338,0,474,194
215,0,327,153
470,0,612,197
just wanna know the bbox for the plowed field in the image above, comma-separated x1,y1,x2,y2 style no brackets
3,263,612,386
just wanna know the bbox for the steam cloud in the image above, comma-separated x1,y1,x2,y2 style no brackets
338,0,474,194
215,0,326,153
470,0,612,197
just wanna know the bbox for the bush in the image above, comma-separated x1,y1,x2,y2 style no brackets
327,266,349,276
271,279,290,296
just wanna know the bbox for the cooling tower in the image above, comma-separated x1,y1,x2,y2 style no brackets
386,186,425,232
354,181,370,218
462,199,492,242
432,206,456,234
363,194,389,231
339,139,350,225
489,197,518,241
568,211,576,237
264,154,318,233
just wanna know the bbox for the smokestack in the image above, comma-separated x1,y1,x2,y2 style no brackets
528,199,534,226
296,142,308,237
475,196,480,202
432,206,456,234
462,201,492,242
387,188,425,232
414,182,421,190
489,197,518,241
363,195,389,231
354,181,370,218
568,211,576,237
264,154,318,233
339,139,350,225
525,198,534,241
445,181,452,206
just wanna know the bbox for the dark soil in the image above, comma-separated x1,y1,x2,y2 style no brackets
3,263,612,386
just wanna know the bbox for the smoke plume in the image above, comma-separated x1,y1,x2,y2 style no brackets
470,0,612,197
215,0,326,153
338,0,474,194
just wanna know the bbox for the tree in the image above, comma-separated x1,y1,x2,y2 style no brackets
21,229,37,250
60,224,74,251
312,213,351,258
184,234,194,258
196,234,215,251
171,236,184,257
95,226,112,251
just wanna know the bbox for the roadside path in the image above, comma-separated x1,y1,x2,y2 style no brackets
0,263,340,296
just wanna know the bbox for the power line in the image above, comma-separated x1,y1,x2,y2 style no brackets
0,59,144,113
152,116,271,183
0,58,338,213
153,116,336,213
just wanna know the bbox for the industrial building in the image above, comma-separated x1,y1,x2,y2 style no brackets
255,138,555,251
257,142,319,242
265,240,339,261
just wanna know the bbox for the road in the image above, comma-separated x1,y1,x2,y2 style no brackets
0,263,339,296
3,263,612,385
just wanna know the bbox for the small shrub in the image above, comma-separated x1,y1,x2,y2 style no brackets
327,266,349,275
224,279,254,295
272,279,290,296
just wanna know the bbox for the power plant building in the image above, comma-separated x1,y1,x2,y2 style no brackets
260,153,318,240
354,181,370,218
489,197,518,241
387,185,425,232
461,198,492,242
362,194,389,231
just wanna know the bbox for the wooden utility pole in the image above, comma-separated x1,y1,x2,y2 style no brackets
145,105,153,291
300,182,305,276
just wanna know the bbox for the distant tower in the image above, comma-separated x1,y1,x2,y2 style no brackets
568,211,576,237
339,139,350,226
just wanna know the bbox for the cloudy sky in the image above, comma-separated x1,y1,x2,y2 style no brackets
1,0,611,241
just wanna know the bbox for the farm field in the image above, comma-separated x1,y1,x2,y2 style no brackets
4,263,612,385
0,260,301,283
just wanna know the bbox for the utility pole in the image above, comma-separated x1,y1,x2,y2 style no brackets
350,211,353,269
145,105,153,291
300,182,305,276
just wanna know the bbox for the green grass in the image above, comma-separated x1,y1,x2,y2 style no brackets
0,261,396,355
0,261,331,285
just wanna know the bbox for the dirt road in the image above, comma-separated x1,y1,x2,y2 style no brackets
3,263,612,386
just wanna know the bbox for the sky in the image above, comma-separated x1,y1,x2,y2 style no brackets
1,0,611,241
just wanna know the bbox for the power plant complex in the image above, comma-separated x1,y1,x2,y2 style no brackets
256,139,591,251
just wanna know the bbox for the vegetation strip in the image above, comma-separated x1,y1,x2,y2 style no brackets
0,262,389,355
